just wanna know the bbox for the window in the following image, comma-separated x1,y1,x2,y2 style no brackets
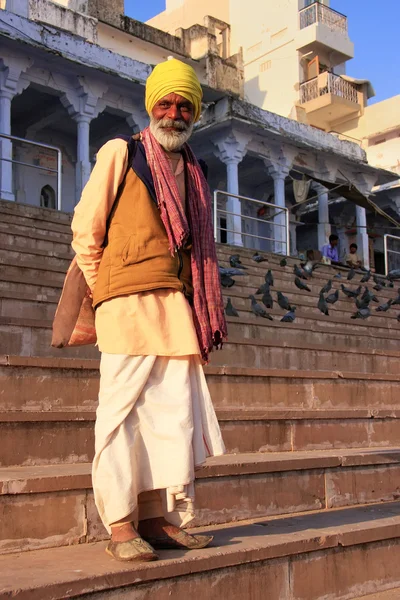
40,185,56,209
260,60,272,72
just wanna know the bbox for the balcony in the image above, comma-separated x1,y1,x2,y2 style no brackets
299,72,361,129
296,2,354,63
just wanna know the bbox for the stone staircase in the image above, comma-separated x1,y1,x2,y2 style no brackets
1,199,400,599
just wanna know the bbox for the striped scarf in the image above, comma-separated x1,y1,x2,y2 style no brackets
141,127,227,362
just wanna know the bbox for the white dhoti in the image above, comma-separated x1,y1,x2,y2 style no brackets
93,353,225,533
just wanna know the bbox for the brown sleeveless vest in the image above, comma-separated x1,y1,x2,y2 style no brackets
92,167,193,308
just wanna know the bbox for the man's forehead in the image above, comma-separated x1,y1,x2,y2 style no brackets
157,92,193,105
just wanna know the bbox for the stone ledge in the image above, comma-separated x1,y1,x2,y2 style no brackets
1,502,400,599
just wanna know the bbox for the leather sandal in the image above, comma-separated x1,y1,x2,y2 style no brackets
142,530,213,550
106,536,159,562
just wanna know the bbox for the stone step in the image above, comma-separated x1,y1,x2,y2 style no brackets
354,589,400,600
2,448,400,554
3,408,400,467
1,281,399,328
2,356,400,413
1,502,400,600
0,208,72,237
0,199,72,226
0,222,73,254
0,247,71,271
2,306,400,359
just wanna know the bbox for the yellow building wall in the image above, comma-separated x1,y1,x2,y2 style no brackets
147,0,230,36
335,96,400,171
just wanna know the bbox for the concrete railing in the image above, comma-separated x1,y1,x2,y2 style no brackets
300,73,359,104
299,2,348,34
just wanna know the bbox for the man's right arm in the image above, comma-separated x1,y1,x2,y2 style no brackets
71,139,129,292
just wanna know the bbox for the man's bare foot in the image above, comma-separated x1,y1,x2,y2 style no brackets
138,517,213,550
138,516,181,539
111,522,140,543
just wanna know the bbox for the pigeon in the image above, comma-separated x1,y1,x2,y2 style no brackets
229,255,246,269
219,267,246,277
225,298,239,317
326,289,339,304
249,295,273,319
373,274,385,287
376,300,393,312
347,268,356,281
320,280,332,295
261,287,274,309
341,284,362,299
318,292,329,316
356,296,370,310
373,283,383,292
388,270,400,281
255,282,269,295
265,269,274,287
252,252,267,263
294,264,307,280
280,258,288,267
351,307,371,320
221,274,235,288
295,277,311,292
388,282,394,288
360,271,371,283
281,307,296,323
277,291,291,311
392,291,400,306
361,287,378,303
334,272,342,279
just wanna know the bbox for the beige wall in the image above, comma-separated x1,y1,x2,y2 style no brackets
335,96,400,172
147,0,230,36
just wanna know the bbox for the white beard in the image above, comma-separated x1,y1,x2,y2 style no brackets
149,116,194,151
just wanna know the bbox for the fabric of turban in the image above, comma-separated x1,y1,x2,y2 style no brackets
145,57,203,123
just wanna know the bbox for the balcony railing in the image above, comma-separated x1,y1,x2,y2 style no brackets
299,2,348,35
300,72,359,104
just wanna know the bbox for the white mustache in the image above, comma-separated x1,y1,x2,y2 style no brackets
157,118,188,131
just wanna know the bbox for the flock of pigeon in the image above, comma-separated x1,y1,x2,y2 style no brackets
220,253,400,324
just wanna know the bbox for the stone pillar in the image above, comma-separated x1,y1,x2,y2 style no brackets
75,114,92,195
315,184,331,251
356,205,370,270
225,159,242,246
61,77,108,202
213,132,251,247
267,164,290,255
0,90,14,201
0,56,31,201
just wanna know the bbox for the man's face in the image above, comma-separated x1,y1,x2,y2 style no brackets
150,92,195,151
350,246,356,254
331,239,338,248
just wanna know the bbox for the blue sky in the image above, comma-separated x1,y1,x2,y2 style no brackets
125,0,400,105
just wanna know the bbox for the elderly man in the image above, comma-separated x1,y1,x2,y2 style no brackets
71,58,227,562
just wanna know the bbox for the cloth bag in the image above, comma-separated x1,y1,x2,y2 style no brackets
51,256,96,348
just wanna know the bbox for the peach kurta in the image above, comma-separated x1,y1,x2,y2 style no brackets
71,138,200,356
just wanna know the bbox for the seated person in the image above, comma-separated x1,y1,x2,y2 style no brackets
345,243,362,268
321,234,340,265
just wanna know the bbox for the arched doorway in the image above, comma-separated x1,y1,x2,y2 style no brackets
40,184,56,209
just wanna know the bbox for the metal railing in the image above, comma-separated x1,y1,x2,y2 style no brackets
300,72,359,104
299,2,348,34
213,190,290,255
0,133,62,210
384,233,400,275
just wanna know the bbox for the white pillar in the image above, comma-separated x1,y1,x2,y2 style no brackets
0,90,15,201
271,172,287,255
317,186,331,251
226,159,243,246
75,115,92,200
356,205,370,270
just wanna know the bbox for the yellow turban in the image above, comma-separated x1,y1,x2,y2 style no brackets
145,58,203,123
